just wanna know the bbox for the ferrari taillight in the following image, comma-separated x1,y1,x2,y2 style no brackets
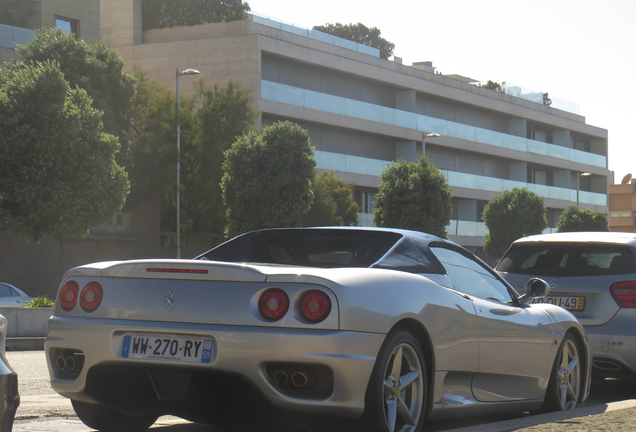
59,281,79,311
259,288,289,321
611,281,636,308
80,282,103,312
300,291,331,323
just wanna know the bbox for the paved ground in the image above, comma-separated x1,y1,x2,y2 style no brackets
8,350,636,431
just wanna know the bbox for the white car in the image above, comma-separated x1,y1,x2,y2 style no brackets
46,227,591,432
0,282,34,307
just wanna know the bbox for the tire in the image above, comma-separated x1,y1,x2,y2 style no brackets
542,333,582,411
361,328,427,432
72,400,158,432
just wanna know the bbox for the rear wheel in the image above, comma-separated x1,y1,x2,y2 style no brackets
362,329,427,432
542,333,582,411
72,400,158,432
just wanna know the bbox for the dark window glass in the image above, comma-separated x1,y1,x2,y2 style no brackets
199,229,401,268
497,244,636,277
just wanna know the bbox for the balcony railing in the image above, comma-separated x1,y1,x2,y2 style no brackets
316,151,607,206
357,214,558,237
0,24,35,49
251,13,380,58
262,80,607,169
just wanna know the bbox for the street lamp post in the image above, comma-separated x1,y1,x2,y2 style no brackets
176,68,200,259
422,133,441,154
576,172,592,207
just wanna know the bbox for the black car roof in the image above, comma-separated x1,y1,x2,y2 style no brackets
197,226,454,274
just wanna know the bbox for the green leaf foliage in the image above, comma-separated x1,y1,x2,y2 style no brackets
126,68,179,211
372,157,452,238
0,60,129,242
187,79,257,234
301,170,359,227
482,187,547,259
23,295,55,308
142,0,250,30
556,205,609,232
16,28,137,167
222,121,316,237
313,22,395,59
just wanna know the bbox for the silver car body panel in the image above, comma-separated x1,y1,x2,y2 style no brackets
497,231,636,376
47,257,591,419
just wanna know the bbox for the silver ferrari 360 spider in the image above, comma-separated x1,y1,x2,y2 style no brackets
46,227,591,432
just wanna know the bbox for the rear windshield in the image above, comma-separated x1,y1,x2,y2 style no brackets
497,244,636,277
198,230,402,268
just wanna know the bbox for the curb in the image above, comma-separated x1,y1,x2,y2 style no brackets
444,399,636,432
6,337,45,351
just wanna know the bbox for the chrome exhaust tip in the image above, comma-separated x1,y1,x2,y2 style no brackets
291,372,308,387
273,370,288,386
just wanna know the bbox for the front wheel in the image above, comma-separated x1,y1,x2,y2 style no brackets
72,400,158,432
542,333,582,411
362,329,427,432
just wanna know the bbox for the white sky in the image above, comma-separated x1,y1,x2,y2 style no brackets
248,0,635,184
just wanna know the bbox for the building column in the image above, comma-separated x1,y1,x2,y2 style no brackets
101,0,142,47
553,130,571,148
508,161,527,182
396,141,417,162
508,118,527,137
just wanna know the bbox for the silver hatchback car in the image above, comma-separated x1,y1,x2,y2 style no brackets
496,232,636,379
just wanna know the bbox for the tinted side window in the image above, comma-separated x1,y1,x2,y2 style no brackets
497,244,636,276
431,247,514,303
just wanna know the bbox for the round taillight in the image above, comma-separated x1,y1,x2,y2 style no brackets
59,281,79,311
80,282,103,312
259,288,289,321
301,291,331,323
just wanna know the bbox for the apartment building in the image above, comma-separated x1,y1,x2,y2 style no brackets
609,179,636,233
101,0,610,251
0,0,611,296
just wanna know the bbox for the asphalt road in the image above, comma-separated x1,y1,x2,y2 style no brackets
8,350,636,432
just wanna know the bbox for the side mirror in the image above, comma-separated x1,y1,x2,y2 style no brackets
518,278,550,306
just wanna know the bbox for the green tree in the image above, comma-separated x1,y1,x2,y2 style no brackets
482,188,547,259
313,22,395,59
142,0,250,30
187,79,257,235
556,206,609,232
16,28,137,167
372,157,452,238
0,60,129,272
222,121,316,237
543,92,552,106
126,68,182,212
480,80,506,92
301,171,359,227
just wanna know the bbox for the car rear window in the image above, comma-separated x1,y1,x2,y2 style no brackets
497,244,636,277
198,229,402,268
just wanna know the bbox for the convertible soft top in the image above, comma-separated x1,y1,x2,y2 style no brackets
197,227,449,274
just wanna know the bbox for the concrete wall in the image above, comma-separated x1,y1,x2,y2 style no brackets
0,307,52,337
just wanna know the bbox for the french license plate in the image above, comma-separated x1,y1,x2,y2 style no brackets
120,334,213,363
530,296,585,311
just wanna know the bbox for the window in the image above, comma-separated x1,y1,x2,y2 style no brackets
431,246,514,303
56,17,78,36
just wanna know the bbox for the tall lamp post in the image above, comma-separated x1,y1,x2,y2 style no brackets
576,172,592,207
176,68,200,259
422,133,441,154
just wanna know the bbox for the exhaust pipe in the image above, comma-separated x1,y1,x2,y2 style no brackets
291,372,308,388
273,371,288,386
56,356,66,371
65,356,76,372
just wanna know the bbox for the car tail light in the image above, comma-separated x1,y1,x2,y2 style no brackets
80,282,103,312
259,288,289,321
300,291,331,323
610,282,636,308
59,281,79,311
